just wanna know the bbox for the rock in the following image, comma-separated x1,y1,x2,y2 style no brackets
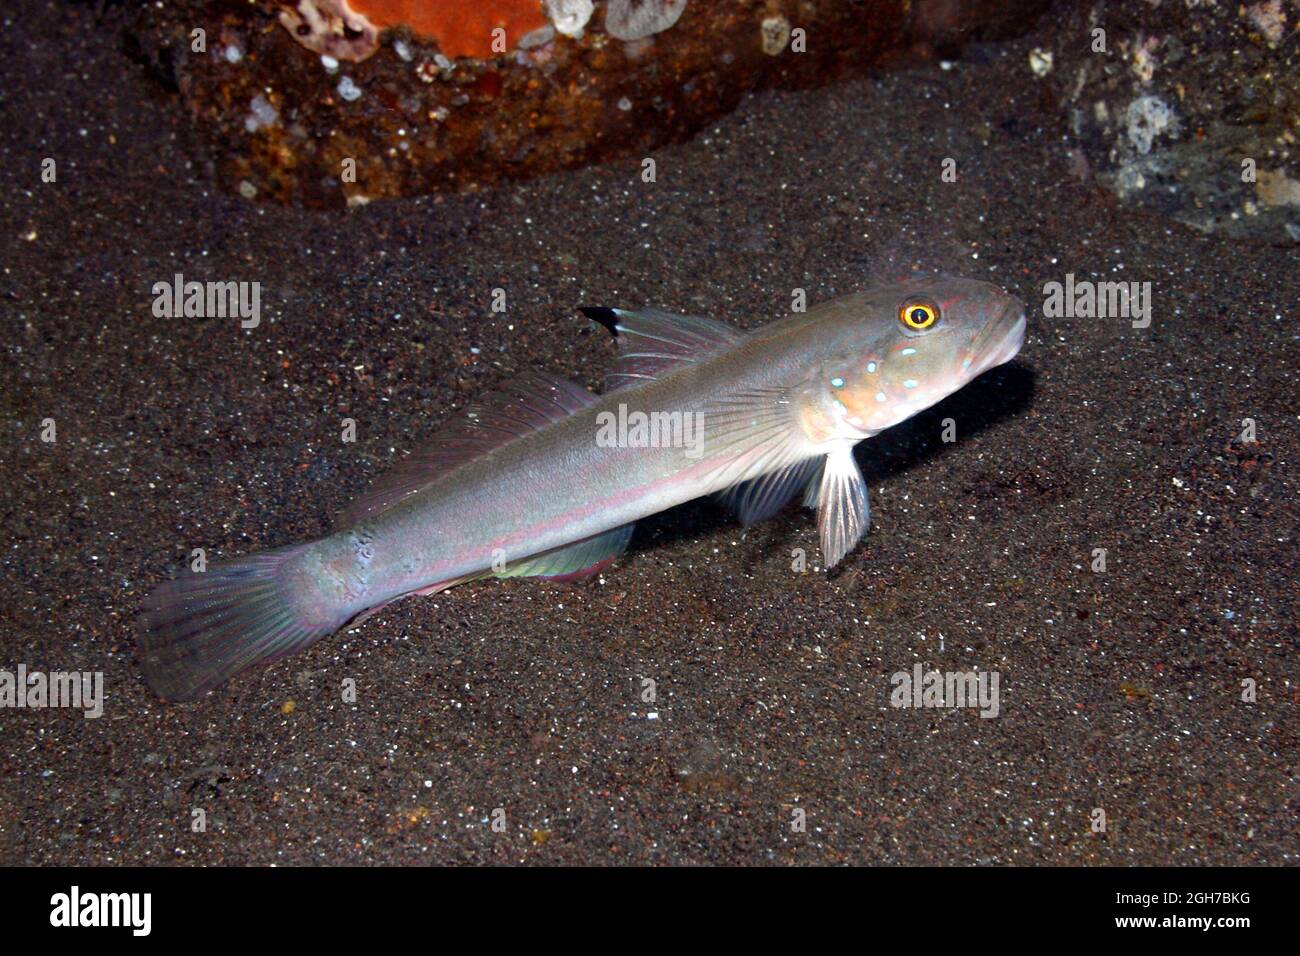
124,0,1049,207
1043,0,1300,244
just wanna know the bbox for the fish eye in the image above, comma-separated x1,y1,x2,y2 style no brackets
899,300,939,331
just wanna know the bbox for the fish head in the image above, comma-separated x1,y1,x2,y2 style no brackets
806,276,1026,440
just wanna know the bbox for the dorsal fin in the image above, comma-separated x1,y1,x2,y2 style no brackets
339,372,597,527
582,306,746,391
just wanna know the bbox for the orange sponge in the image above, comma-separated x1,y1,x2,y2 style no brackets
351,0,550,59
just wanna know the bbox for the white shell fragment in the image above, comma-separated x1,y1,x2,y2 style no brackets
546,0,594,37
519,24,557,49
604,0,688,42
761,15,790,56
337,76,362,102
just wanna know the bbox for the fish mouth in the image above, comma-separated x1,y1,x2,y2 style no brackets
968,302,1026,377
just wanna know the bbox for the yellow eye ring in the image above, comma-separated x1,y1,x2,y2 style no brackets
900,301,939,330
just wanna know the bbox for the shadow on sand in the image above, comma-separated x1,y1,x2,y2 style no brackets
628,362,1037,565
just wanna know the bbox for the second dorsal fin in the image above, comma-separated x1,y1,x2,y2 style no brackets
339,372,598,527
582,306,746,391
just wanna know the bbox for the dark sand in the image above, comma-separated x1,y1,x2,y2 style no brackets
1,3,1295,865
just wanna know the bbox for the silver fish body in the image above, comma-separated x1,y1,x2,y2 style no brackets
141,276,1025,699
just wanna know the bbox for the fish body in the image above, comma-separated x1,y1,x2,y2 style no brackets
141,276,1026,699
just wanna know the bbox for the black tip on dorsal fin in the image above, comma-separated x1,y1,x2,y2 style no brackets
580,306,621,337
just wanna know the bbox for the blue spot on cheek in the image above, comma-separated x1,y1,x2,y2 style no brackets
830,377,845,389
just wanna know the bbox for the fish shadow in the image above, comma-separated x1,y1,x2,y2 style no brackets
627,362,1036,564
857,361,1036,485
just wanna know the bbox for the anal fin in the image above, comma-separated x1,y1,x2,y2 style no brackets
495,523,635,581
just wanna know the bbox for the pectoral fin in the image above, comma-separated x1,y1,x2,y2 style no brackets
696,385,812,492
816,443,870,568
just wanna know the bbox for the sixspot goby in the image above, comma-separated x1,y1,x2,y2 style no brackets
140,276,1026,700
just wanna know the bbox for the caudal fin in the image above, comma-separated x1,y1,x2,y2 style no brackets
139,544,339,701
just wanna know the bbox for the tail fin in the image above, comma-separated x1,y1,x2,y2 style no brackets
139,543,339,701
